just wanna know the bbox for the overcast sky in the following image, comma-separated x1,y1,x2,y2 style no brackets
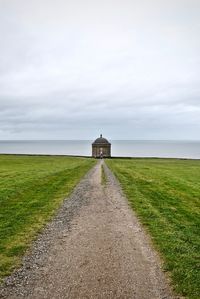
0,0,200,140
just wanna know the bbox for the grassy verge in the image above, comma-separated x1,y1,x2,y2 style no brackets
106,158,200,299
101,164,107,185
0,155,95,280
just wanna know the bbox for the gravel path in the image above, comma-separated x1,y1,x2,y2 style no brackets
0,160,175,299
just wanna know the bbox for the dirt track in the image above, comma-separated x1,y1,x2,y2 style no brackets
0,161,175,299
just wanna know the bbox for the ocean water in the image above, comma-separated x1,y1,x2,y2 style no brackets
0,140,200,159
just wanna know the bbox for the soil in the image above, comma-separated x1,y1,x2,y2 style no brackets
0,160,176,299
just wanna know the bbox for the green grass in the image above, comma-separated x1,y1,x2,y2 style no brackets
106,158,200,299
0,155,95,280
101,164,107,186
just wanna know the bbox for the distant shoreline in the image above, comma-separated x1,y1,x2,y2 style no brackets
0,153,199,160
1,140,199,159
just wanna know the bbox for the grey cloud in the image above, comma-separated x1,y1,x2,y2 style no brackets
0,0,200,140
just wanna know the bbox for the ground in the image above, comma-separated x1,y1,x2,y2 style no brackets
0,161,175,299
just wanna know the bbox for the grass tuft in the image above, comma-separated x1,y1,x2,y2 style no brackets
101,164,107,186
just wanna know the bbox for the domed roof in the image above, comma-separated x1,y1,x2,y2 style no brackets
93,134,110,145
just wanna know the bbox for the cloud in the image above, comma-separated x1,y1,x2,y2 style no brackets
0,0,200,139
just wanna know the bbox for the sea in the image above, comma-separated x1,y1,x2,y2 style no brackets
0,140,200,159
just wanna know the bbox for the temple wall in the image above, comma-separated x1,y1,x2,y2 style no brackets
92,145,111,158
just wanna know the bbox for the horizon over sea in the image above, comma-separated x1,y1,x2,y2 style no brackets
0,140,200,159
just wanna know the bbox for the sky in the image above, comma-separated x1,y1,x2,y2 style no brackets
0,0,200,140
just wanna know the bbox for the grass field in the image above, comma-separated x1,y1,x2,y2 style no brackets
106,158,200,299
0,155,95,280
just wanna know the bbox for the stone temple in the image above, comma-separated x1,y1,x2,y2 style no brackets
92,134,111,158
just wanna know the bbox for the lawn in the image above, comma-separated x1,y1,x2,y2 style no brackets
0,155,95,280
106,158,200,299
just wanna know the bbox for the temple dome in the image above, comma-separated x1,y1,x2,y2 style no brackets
93,134,110,144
